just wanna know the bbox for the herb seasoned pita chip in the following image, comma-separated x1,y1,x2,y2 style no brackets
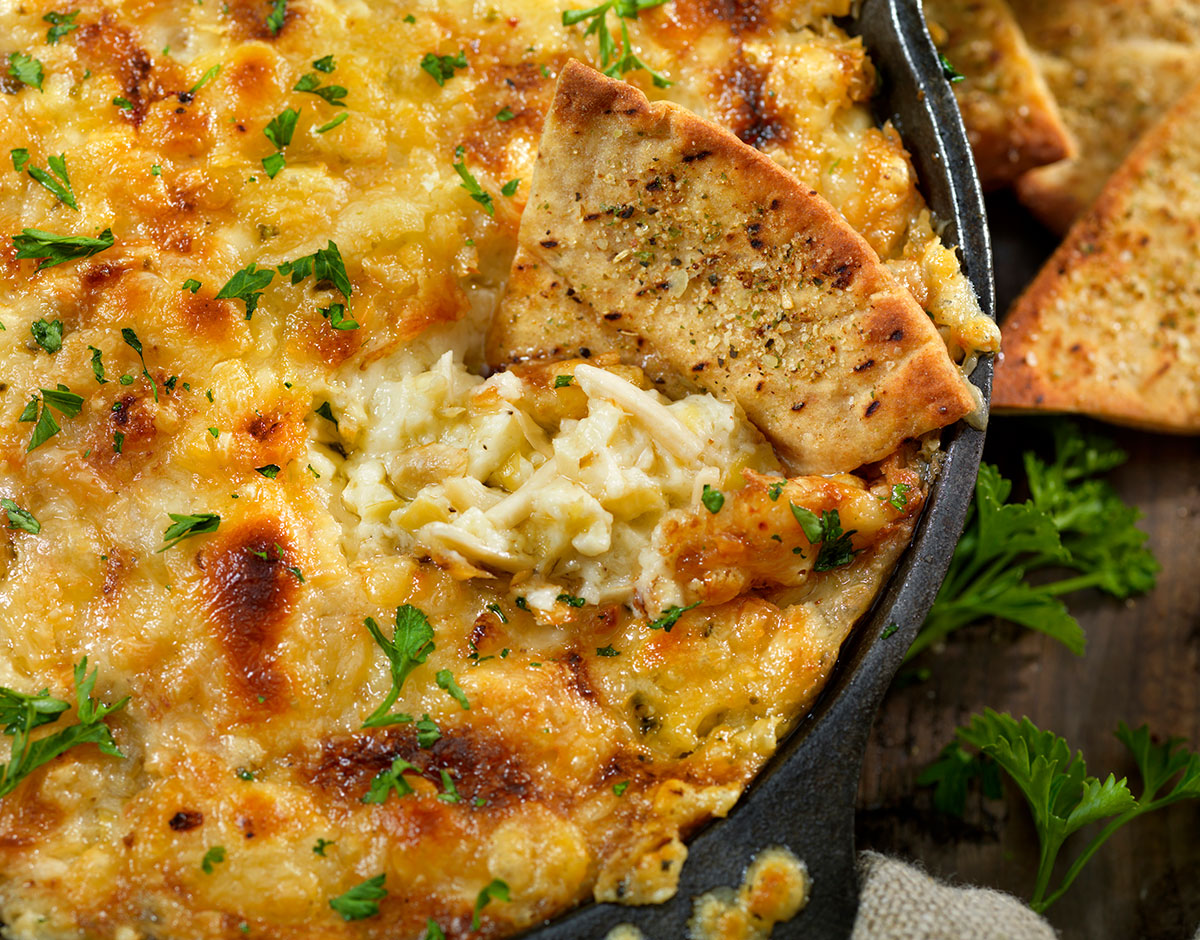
994,79,1200,431
1008,0,1200,232
924,0,1073,190
488,61,977,475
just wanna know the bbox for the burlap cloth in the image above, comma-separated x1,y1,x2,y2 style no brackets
851,852,1057,939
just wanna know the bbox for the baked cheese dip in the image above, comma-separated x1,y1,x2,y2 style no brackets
0,1,998,938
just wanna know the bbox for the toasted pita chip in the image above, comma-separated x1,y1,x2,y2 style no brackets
993,79,1200,431
924,0,1073,190
488,61,976,475
1008,0,1200,232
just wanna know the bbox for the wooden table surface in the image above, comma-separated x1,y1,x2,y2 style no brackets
855,195,1200,939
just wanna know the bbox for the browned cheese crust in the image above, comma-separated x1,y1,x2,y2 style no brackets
923,0,1073,189
993,78,1200,431
488,62,975,475
1007,0,1200,233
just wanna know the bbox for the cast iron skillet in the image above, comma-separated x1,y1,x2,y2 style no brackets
524,0,994,936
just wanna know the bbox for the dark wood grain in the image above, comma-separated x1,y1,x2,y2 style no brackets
856,194,1200,939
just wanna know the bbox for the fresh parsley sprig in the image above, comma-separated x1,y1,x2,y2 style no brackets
562,0,672,87
0,657,129,799
20,386,83,452
362,605,436,728
921,710,1200,912
44,10,80,45
912,423,1158,662
452,146,494,216
420,50,467,87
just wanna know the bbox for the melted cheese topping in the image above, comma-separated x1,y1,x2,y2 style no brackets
0,1,979,938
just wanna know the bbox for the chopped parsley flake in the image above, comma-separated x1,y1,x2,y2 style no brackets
182,278,201,293
496,107,515,121
485,601,508,623
320,303,358,330
189,63,220,94
215,263,275,318
158,512,220,552
790,504,859,572
0,499,40,535
648,601,699,632
889,483,912,510
940,53,965,83
881,623,899,640
112,96,132,110
419,49,467,86
30,317,63,353
266,0,287,35
435,669,470,710
329,874,386,921
255,464,281,479
452,145,493,216
263,107,300,149
12,228,113,269
293,71,347,106
121,327,158,401
700,484,724,513
612,780,629,796
557,592,586,608
312,54,336,73
595,645,620,657
471,879,510,931
501,178,520,197
8,52,44,91
436,768,460,803
313,838,335,856
361,756,417,803
43,10,80,45
201,846,225,874
10,149,30,173
315,112,348,133
767,480,786,501
416,714,441,748
261,151,286,178
26,154,78,210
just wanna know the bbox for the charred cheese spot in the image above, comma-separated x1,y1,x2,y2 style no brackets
175,291,241,341
306,725,536,809
75,13,159,123
198,520,298,713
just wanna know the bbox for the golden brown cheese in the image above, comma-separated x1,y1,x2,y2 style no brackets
0,2,983,938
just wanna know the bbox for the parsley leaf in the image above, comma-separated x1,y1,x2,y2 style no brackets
420,50,467,86
158,512,220,552
189,64,220,94
329,874,386,921
263,107,300,149
501,178,520,197
12,228,113,269
31,317,63,353
261,152,286,178
315,112,347,133
121,327,158,401
435,669,469,710
0,657,129,799
562,1,671,87
293,72,347,106
8,52,44,91
88,345,106,383
43,10,80,45
313,54,336,73
26,154,78,210
648,600,699,632
11,148,30,173
278,240,353,297
789,504,859,571
912,423,1157,662
266,0,287,35
215,263,275,319
361,755,417,803
362,605,436,728
0,499,40,534
201,845,225,874
940,52,966,83
416,714,441,748
23,387,83,452
471,879,510,931
924,710,1200,912
451,146,494,216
